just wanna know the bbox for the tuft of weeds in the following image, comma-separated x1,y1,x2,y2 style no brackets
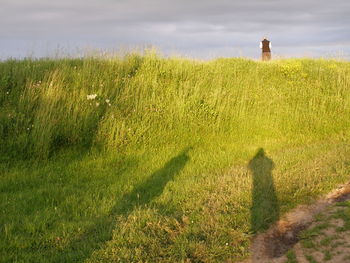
320,236,335,247
305,254,318,263
324,250,332,261
300,223,330,248
285,249,298,263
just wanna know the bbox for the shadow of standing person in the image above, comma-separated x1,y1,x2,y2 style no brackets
114,146,192,214
52,147,192,263
249,148,279,233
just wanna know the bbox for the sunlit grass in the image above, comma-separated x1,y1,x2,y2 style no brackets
0,53,350,262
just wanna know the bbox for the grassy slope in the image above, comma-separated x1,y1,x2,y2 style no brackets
0,55,350,262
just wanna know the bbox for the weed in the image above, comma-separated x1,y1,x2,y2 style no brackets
285,249,298,263
324,250,332,261
305,254,318,263
320,236,334,247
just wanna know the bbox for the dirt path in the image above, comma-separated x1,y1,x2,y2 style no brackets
241,182,350,263
282,202,350,263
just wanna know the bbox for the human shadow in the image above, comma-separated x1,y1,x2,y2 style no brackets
53,147,191,262
113,147,192,215
248,148,279,233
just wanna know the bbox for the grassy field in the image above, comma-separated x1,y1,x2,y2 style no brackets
1,54,350,262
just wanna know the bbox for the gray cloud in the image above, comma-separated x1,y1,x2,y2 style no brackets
0,0,349,59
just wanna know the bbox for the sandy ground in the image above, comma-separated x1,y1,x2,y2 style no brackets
241,182,350,263
273,203,350,263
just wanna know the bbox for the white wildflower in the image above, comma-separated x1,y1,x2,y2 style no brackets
225,243,229,246
108,103,111,106
6,91,9,94
87,94,97,100
96,102,100,107
105,99,110,103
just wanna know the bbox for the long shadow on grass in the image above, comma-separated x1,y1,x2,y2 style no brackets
114,147,191,214
248,148,279,233
54,147,191,263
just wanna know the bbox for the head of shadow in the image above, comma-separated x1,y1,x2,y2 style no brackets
117,146,193,213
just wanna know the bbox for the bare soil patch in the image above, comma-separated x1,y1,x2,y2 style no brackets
241,182,350,263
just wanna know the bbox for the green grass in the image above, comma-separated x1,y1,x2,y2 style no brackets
334,201,350,232
324,250,332,261
305,254,319,263
1,54,350,262
286,249,298,263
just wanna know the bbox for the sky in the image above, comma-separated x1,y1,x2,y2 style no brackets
1,0,349,60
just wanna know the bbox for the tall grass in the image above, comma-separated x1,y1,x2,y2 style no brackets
1,54,350,262
1,54,349,160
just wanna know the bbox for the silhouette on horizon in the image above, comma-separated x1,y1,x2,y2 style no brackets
249,148,279,233
260,37,272,61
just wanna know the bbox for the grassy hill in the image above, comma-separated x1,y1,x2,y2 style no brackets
1,54,350,262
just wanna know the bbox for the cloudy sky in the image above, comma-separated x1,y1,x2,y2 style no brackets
1,0,349,60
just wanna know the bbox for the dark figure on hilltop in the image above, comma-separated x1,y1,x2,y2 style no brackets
260,37,272,61
248,148,279,233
